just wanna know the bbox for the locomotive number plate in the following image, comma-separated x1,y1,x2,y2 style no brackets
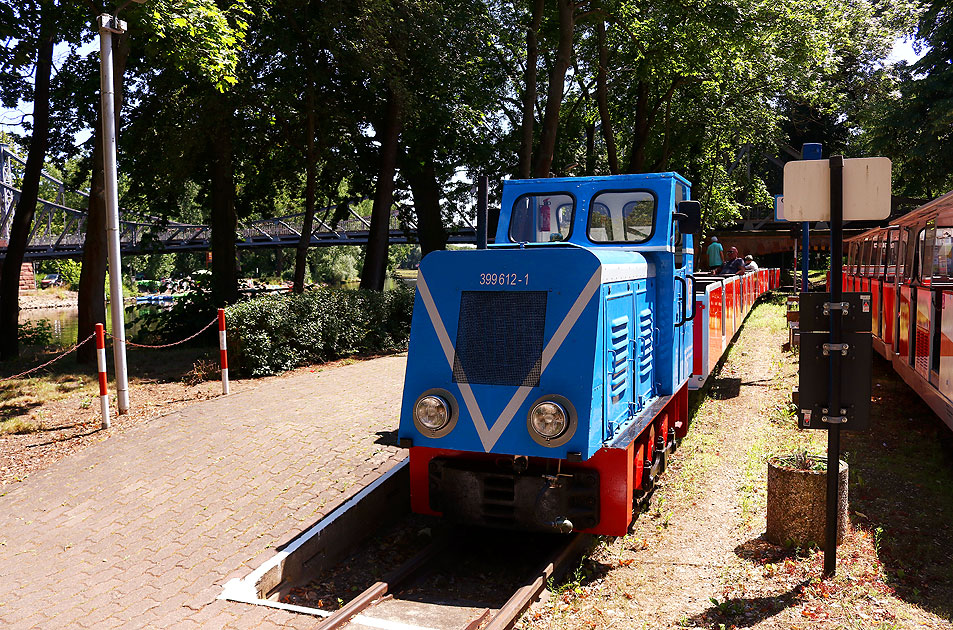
479,273,529,286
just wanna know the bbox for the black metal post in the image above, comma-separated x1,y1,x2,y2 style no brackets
477,176,488,250
824,155,844,578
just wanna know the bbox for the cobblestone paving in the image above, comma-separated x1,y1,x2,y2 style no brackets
0,356,408,629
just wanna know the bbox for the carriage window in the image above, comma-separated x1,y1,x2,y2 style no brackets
587,191,655,243
901,228,912,280
876,236,887,278
934,228,953,281
509,193,574,243
887,230,899,280
860,239,872,276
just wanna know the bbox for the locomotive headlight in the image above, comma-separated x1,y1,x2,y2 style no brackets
530,401,568,438
527,395,577,447
414,395,449,430
412,389,458,438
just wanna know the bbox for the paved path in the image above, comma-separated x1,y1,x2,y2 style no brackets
0,355,408,629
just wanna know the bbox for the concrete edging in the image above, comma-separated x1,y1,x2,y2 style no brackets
220,458,410,608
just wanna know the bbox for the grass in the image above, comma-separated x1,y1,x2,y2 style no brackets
0,345,216,432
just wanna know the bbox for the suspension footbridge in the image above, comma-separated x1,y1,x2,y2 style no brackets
0,145,475,261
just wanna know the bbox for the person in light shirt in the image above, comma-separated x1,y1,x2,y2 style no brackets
707,236,723,271
744,255,759,271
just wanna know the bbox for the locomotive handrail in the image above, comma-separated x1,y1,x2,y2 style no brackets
684,274,698,322
674,275,689,327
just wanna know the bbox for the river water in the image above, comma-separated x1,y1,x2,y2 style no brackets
18,305,153,350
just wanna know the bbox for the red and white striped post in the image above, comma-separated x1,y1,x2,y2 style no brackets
218,308,230,395
95,323,110,429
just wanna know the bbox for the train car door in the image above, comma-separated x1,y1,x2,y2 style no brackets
940,290,953,401
871,234,883,337
930,227,953,386
883,229,899,350
604,282,635,439
634,279,655,413
914,221,936,377
672,213,693,385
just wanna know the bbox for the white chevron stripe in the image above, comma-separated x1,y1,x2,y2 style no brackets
417,267,602,452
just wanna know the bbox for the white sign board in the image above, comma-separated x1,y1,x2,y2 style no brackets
783,157,892,221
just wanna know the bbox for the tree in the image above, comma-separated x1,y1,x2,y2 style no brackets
863,0,953,199
0,0,85,360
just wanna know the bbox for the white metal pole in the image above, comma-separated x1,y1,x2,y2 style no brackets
99,14,129,414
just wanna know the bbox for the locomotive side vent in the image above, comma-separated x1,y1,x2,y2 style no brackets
452,291,548,387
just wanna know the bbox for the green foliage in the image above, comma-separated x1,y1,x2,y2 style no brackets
310,247,361,284
861,2,953,199
226,285,414,376
17,319,53,347
35,259,81,290
772,448,828,471
145,0,251,92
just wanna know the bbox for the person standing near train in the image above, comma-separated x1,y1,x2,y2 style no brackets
707,236,723,271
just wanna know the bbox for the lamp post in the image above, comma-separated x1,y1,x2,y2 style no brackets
98,1,142,414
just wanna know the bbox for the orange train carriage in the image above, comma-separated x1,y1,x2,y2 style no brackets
841,191,953,431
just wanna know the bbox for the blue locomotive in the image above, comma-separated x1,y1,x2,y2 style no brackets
398,174,708,536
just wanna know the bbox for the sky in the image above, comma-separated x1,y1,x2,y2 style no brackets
0,37,932,152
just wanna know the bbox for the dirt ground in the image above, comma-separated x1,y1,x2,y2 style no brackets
518,295,953,630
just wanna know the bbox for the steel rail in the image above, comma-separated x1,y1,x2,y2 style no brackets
316,537,450,630
482,533,593,630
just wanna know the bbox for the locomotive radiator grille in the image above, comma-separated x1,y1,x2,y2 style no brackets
452,291,548,387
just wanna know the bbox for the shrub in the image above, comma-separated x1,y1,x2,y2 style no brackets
18,319,54,347
226,284,414,376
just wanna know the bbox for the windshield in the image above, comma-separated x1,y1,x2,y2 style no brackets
588,191,655,243
509,193,574,243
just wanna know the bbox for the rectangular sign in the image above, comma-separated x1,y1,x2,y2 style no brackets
798,331,872,431
774,195,785,222
799,292,873,333
783,157,892,221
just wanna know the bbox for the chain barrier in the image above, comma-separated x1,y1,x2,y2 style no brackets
0,332,96,383
106,317,218,349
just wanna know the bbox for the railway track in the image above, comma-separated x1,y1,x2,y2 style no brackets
306,529,593,630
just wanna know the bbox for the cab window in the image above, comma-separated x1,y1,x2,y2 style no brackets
509,193,574,243
587,191,655,243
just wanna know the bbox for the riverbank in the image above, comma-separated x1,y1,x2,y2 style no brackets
19,287,77,310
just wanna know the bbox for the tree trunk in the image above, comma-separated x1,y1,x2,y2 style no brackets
585,121,595,175
625,80,650,174
208,91,238,305
654,97,673,171
596,19,619,174
0,6,54,360
518,0,544,179
76,109,109,364
533,0,575,178
360,90,401,292
77,30,129,364
405,144,447,256
293,89,317,294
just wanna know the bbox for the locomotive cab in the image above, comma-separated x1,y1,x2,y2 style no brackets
398,174,697,535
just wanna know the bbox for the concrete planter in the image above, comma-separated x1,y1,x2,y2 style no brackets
766,456,848,551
